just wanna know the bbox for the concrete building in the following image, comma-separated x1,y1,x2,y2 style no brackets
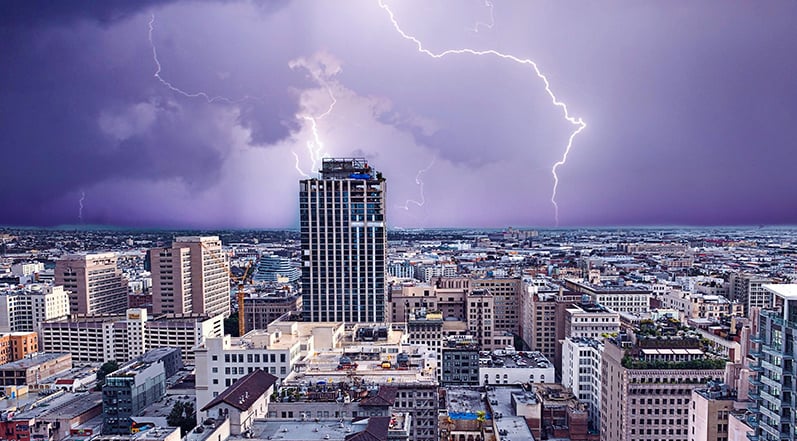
600,329,726,441
659,290,743,321
565,302,620,340
0,391,103,441
0,284,71,334
40,308,223,364
729,273,773,316
440,337,480,386
194,321,342,416
55,253,129,315
564,279,651,315
0,352,72,386
102,350,178,434
200,369,278,436
279,345,439,441
242,290,301,333
480,350,554,386
300,158,387,323
150,236,230,318
0,332,38,364
562,337,603,432
688,381,735,441
471,278,522,336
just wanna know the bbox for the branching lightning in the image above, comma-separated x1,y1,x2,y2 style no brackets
148,14,334,179
399,158,436,211
378,1,586,226
148,14,262,104
296,84,338,176
468,1,495,33
78,191,86,224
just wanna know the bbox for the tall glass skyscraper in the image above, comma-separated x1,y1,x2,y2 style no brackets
299,158,386,322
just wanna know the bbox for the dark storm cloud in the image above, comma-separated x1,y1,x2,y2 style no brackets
2,0,796,228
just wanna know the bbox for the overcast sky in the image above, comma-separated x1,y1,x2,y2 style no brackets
2,1,796,228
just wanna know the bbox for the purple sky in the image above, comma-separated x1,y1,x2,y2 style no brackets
2,1,796,229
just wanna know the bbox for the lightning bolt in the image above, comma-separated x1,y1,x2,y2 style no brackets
378,0,586,226
148,14,332,178
398,158,436,211
78,191,86,223
293,85,338,176
468,1,495,33
148,14,262,104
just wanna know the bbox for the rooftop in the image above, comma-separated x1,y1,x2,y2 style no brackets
763,283,797,300
0,352,70,371
201,369,278,412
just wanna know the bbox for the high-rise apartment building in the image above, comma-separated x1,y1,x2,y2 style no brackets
746,284,797,441
55,253,128,315
150,236,230,318
300,158,386,322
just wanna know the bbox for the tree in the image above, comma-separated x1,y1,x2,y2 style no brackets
224,315,240,337
167,401,197,436
95,360,119,390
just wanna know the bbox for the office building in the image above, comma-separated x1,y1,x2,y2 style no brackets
41,308,222,364
600,326,726,441
562,337,603,432
688,381,735,441
252,254,300,283
441,336,480,386
0,284,70,333
55,253,128,315
150,236,230,317
300,158,386,322
565,301,620,340
102,348,184,434
471,277,522,335
242,290,302,333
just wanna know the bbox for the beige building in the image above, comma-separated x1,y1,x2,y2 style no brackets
150,236,230,318
55,253,128,315
688,382,735,441
390,278,511,350
600,336,725,441
0,284,70,333
41,308,223,364
471,277,521,335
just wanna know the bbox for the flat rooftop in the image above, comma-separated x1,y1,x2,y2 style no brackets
0,352,70,370
243,420,363,441
764,284,797,300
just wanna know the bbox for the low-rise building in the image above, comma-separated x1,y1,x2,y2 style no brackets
0,352,72,387
0,332,38,364
480,350,554,386
200,369,278,435
40,308,222,365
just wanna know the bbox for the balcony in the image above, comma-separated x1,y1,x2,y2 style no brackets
750,377,763,387
746,432,759,441
747,402,760,412
749,349,764,358
750,363,764,373
749,391,761,400
751,333,764,344
747,415,760,429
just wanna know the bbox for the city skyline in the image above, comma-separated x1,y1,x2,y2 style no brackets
2,1,796,229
